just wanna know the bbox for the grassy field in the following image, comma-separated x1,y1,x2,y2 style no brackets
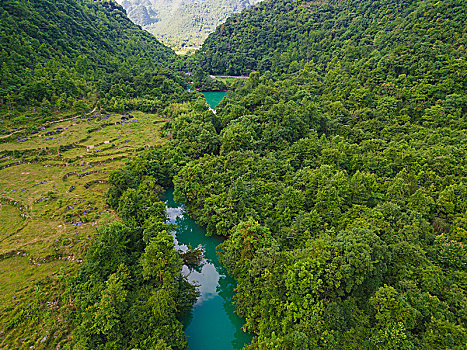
0,110,167,349
215,77,240,85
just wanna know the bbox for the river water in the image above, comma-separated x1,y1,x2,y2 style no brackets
163,189,252,350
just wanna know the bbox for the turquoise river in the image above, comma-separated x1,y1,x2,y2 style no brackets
163,189,252,349
163,90,249,350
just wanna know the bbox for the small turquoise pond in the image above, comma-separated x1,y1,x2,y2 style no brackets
201,91,227,109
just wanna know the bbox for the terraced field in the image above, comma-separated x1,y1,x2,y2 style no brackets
0,111,167,346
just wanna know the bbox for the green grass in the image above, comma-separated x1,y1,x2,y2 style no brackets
0,110,167,348
0,204,25,238
215,77,239,85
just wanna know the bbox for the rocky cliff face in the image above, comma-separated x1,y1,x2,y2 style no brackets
116,0,262,49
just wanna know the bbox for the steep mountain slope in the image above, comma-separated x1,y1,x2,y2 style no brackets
199,0,467,77
0,0,190,116
117,0,261,49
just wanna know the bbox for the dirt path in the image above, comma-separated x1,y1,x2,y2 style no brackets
0,105,99,139
0,128,24,140
210,75,249,79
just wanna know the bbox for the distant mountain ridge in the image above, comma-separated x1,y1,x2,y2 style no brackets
120,0,160,26
116,0,262,49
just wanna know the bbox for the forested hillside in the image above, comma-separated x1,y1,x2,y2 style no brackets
108,69,467,347
173,72,467,348
199,0,467,77
0,0,190,120
117,0,260,50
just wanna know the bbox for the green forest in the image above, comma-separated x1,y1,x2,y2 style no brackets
1,0,467,349
198,0,467,78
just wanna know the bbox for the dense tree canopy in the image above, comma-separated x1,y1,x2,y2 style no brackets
109,61,467,346
198,0,467,80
